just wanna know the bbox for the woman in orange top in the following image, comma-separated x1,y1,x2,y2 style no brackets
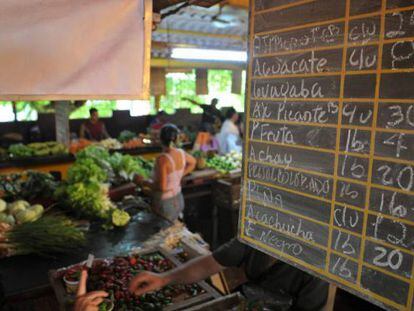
147,124,196,222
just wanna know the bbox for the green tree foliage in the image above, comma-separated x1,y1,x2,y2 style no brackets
159,69,245,114
0,69,245,121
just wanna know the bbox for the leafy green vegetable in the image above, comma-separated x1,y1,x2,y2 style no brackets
67,158,108,184
0,174,22,200
76,145,110,163
110,153,147,182
66,182,114,219
118,130,136,143
20,171,59,200
99,301,108,311
0,171,59,201
8,144,33,157
134,156,154,179
5,215,85,257
206,152,242,174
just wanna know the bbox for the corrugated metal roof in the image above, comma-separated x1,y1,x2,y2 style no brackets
152,4,247,57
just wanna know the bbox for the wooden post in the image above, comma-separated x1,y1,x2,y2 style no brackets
151,68,166,96
54,101,71,146
196,69,208,95
231,69,242,94
322,284,337,311
154,95,161,112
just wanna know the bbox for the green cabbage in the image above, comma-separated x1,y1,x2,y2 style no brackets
8,200,30,215
16,209,38,224
0,199,6,213
29,204,44,216
0,213,15,225
66,182,114,219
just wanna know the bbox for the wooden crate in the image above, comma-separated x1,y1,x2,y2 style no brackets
212,178,241,210
49,248,220,311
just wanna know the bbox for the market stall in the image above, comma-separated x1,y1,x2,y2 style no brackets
0,139,242,308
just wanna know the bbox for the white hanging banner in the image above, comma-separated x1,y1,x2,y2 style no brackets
0,0,151,100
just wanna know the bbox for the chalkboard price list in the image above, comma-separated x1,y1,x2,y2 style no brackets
240,1,414,310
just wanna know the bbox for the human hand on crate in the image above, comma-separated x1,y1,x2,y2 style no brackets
74,270,108,311
128,271,168,296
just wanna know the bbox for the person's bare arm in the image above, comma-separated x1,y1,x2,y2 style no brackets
183,152,196,176
101,124,110,139
154,156,169,192
129,254,223,296
79,124,86,139
182,97,201,106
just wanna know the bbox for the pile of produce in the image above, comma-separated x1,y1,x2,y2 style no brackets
134,156,154,179
0,171,59,202
206,152,242,174
118,130,146,149
69,139,93,154
9,141,68,158
0,198,44,226
192,151,207,170
97,138,122,150
61,252,205,310
59,146,152,226
109,153,149,184
118,130,137,143
64,182,116,220
122,138,144,149
8,144,33,158
0,215,85,257
67,146,150,185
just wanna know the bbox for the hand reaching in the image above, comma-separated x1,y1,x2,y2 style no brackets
129,271,168,296
74,270,108,311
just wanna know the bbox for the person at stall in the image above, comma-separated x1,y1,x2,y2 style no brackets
182,97,222,134
79,108,110,141
143,124,196,222
150,110,167,131
217,107,242,154
129,238,329,311
148,110,167,143
192,124,219,154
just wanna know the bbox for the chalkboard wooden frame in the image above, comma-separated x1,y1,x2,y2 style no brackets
239,1,414,310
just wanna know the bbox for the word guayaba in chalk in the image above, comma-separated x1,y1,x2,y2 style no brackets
248,163,331,197
245,221,303,256
252,79,324,101
251,101,338,124
253,24,341,54
253,51,328,76
247,203,315,242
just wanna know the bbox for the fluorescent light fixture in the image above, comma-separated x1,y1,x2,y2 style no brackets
171,48,247,62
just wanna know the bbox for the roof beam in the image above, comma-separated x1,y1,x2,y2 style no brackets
227,0,249,8
154,28,245,41
151,58,246,70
